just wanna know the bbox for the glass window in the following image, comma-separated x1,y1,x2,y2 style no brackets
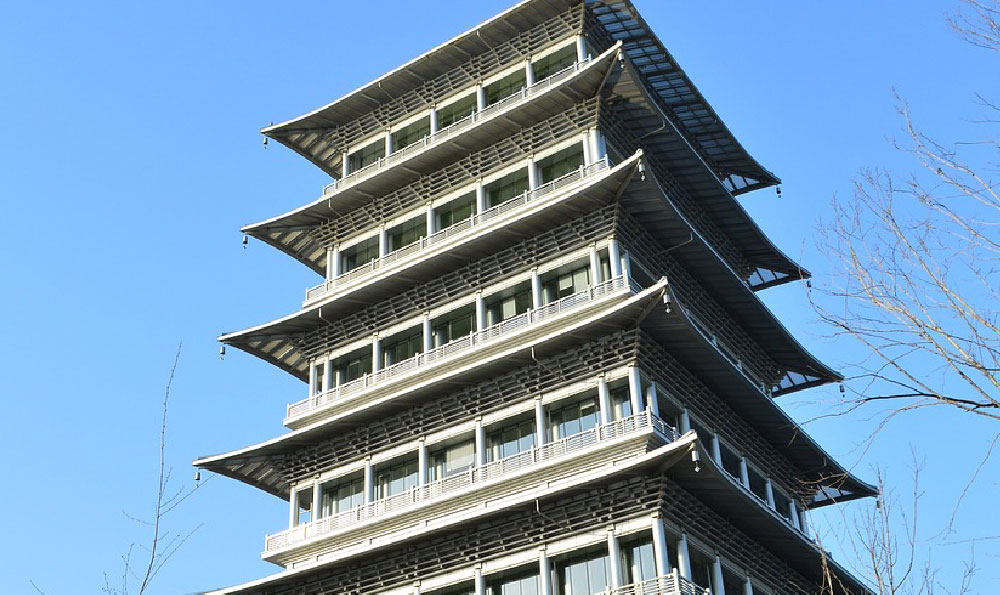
428,440,475,481
437,94,477,129
321,475,363,517
532,45,576,81
622,534,658,584
609,384,632,421
485,283,533,326
600,256,612,282
332,349,373,384
430,584,475,595
382,327,423,368
487,567,539,595
348,138,385,173
436,192,476,230
688,549,713,591
485,169,529,208
541,265,590,305
548,396,600,441
630,259,656,288
486,69,527,106
375,457,418,499
773,488,793,520
340,236,380,273
747,466,769,503
311,362,325,395
294,487,312,526
391,116,430,152
432,306,475,348
537,146,584,185
487,418,536,462
388,217,426,252
555,547,609,595
722,565,744,595
719,442,743,481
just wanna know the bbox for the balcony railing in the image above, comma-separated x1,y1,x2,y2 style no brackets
305,157,611,303
265,410,673,553
288,274,640,421
678,305,771,397
717,463,809,542
323,58,593,195
602,572,710,595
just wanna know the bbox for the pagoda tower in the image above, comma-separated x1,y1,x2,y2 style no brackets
196,1,875,593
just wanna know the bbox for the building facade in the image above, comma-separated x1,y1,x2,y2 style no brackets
196,1,875,593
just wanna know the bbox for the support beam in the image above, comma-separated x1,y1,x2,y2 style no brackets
527,156,538,190
531,268,542,309
608,239,622,278
679,409,691,433
535,398,547,446
739,457,750,488
475,292,486,332
597,375,612,425
429,107,438,135
678,533,692,580
645,382,660,417
417,439,428,486
651,516,670,577
538,549,552,595
342,152,349,178
476,83,486,112
607,530,623,588
425,203,435,235
312,480,323,520
384,128,393,157
790,500,800,530
525,59,535,87
765,479,776,509
589,244,602,285
378,225,388,257
476,179,487,215
372,334,382,372
475,418,486,467
744,576,755,595
422,313,433,353
627,365,643,414
575,34,587,63
288,486,298,529
582,131,593,165
711,434,722,465
621,250,632,285
474,567,485,595
363,459,375,504
712,556,726,595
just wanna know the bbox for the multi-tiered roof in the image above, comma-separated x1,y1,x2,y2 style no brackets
198,1,874,594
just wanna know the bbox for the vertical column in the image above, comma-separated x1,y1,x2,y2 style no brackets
326,247,337,279
535,398,547,446
575,34,587,63
372,334,382,373
538,548,552,595
288,486,299,528
589,244,602,285
621,251,632,285
426,203,435,236
312,480,323,520
799,508,809,536
417,439,428,486
712,556,726,595
607,530,623,588
679,409,691,433
525,58,535,87
651,515,670,577
422,313,433,353
474,567,486,595
531,268,542,309
594,129,607,162
588,129,600,165
476,179,487,215
384,128,393,157
677,533,692,580
309,362,319,397
597,375,612,425
744,576,755,595
475,291,486,331
627,365,644,415
476,83,487,112
645,382,660,417
378,225,388,257
527,156,538,190
739,457,750,488
765,479,776,509
711,434,722,465
342,152,350,178
475,418,487,467
790,500,801,530
582,130,593,166
322,359,332,394
608,239,622,278
429,107,439,135
363,459,375,504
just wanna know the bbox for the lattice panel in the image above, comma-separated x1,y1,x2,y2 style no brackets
297,204,617,360
598,101,754,279
310,99,601,249
285,5,586,169
636,333,809,502
284,330,641,483
615,208,779,385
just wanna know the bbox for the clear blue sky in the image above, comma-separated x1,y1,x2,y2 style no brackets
2,1,997,593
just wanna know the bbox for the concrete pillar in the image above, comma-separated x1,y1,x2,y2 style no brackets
538,549,552,595
589,244,602,285
627,365,643,415
525,59,535,87
475,292,486,332
679,409,691,433
288,486,299,528
363,459,375,504
608,239,622,278
645,382,660,417
531,268,542,309
651,515,670,577
527,156,538,190
582,131,593,166
739,457,750,488
607,530,624,588
744,576,755,595
475,418,487,467
422,313,433,353
429,107,439,135
790,500,800,530
712,556,726,595
372,335,382,373
342,152,350,178
378,225,388,257
799,508,809,536
597,376,612,425
677,533,692,580
309,362,319,396
535,398,547,446
476,83,486,111
326,247,336,279
417,439,428,486
589,129,600,166
384,128,393,157
322,359,332,394
765,479,776,509
621,251,632,285
425,203,435,235
711,434,722,465
594,129,607,162
475,179,487,215
312,480,323,520
575,34,587,63
474,567,486,595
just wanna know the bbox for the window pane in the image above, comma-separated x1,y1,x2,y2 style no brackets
437,94,476,129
